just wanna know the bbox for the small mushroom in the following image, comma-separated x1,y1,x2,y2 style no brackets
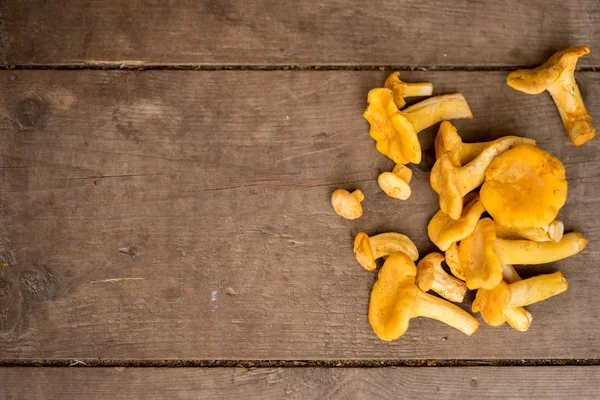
495,220,564,243
507,46,595,146
416,252,467,303
353,232,419,271
481,144,567,229
384,72,433,109
460,218,587,290
378,164,412,200
369,252,479,341
428,192,486,252
501,264,533,332
430,136,532,220
445,242,466,281
472,272,568,327
364,88,473,165
331,189,364,220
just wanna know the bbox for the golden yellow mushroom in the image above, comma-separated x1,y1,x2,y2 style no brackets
428,193,486,252
500,264,533,332
378,164,412,200
384,71,433,109
353,232,419,271
331,189,364,220
430,136,532,220
364,88,473,165
415,252,467,303
472,272,568,327
481,144,567,229
369,252,479,341
445,242,466,281
507,46,595,146
495,220,564,244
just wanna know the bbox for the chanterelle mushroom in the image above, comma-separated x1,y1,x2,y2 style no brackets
331,189,364,220
501,264,533,332
416,252,467,303
353,232,419,271
481,144,567,229
364,88,473,165
507,46,596,146
378,164,412,200
445,242,466,281
472,272,568,327
384,72,433,109
369,252,479,341
495,220,564,244
460,218,587,290
428,193,486,251
430,136,533,220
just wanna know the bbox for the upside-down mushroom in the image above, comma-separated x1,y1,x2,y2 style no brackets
416,252,467,302
495,220,564,244
353,232,419,271
384,72,433,109
363,88,473,165
460,218,587,290
507,46,596,146
369,252,479,341
428,193,486,251
472,272,568,327
481,144,568,229
430,136,533,220
331,189,364,220
378,164,412,200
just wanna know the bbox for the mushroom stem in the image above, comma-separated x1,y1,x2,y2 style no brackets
403,93,473,132
501,265,533,332
496,220,564,243
413,291,479,336
502,264,522,284
460,142,490,165
493,232,587,265
547,78,595,146
506,272,569,308
403,83,435,97
431,272,467,303
351,190,364,202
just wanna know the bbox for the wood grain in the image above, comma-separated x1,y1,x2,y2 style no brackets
3,366,600,399
1,0,598,67
0,70,599,360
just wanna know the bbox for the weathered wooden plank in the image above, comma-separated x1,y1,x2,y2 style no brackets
3,366,600,399
1,0,599,67
0,70,599,360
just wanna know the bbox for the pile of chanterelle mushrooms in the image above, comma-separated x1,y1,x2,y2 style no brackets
331,46,594,341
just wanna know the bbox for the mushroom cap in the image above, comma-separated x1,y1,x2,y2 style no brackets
472,281,511,326
445,242,466,281
368,252,418,341
331,189,364,220
430,153,462,220
363,88,420,164
378,168,412,200
416,252,445,292
507,46,591,94
460,218,503,290
481,144,567,229
353,232,376,271
434,121,463,167
428,192,486,251
384,72,409,109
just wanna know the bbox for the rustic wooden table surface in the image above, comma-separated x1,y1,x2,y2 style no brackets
1,1,599,399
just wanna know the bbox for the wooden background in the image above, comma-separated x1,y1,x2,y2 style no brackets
1,1,599,398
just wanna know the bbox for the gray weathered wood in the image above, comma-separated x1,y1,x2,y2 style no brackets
0,70,599,360
1,0,598,67
2,366,600,399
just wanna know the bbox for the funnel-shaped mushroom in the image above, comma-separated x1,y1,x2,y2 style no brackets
353,232,419,271
445,242,466,281
384,72,433,109
369,252,479,341
507,46,595,146
428,193,486,251
416,252,467,302
481,144,567,229
364,88,473,165
461,218,587,289
496,220,564,243
430,136,532,220
472,272,568,327
378,164,412,200
331,189,364,220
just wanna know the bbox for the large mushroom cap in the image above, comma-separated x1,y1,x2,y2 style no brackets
507,46,591,95
460,218,503,290
481,144,567,229
368,253,418,341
